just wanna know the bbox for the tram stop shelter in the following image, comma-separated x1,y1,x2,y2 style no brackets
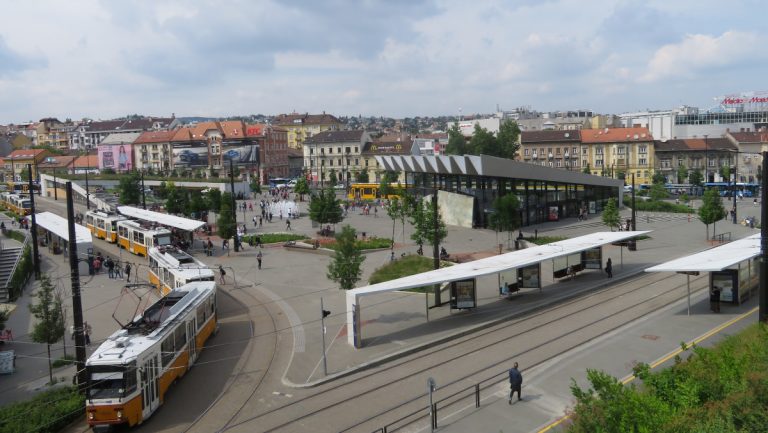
645,234,760,314
33,211,93,275
346,230,650,348
117,206,205,245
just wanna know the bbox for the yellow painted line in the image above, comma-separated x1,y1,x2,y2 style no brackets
536,306,759,433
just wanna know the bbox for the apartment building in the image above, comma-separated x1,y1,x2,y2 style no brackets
520,130,583,170
581,127,654,183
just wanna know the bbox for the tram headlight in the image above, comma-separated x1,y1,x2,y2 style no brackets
116,410,123,419
88,412,94,420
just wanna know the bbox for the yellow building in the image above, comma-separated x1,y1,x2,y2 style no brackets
274,113,342,149
581,127,655,183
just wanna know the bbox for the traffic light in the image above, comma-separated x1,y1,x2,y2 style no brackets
322,309,331,318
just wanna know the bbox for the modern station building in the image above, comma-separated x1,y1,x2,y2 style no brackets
375,154,623,229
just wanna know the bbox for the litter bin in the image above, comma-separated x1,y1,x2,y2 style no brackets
627,240,637,251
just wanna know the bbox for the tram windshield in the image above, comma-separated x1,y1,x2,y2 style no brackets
156,234,172,246
88,369,125,399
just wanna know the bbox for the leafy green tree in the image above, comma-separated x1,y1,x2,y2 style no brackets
378,171,399,198
188,189,207,218
154,181,169,200
689,169,704,187
446,123,467,155
118,171,142,205
677,166,688,184
468,124,499,156
489,194,522,247
164,182,184,214
602,197,620,231
698,188,727,240
356,170,369,183
649,183,668,201
652,171,667,185
309,188,344,228
294,177,310,201
386,193,408,246
250,177,261,194
328,169,338,187
29,275,65,384
327,225,366,290
410,198,447,250
496,120,521,159
582,164,591,174
207,188,222,212
719,165,731,181
218,192,237,241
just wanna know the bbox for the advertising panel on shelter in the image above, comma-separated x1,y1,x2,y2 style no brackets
499,269,518,296
711,270,737,303
450,279,477,309
518,263,541,289
98,144,134,173
581,247,602,270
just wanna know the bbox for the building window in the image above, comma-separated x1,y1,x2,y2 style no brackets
354,158,359,165
582,147,588,155
639,145,647,154
582,159,588,167
596,159,604,167
556,148,561,155
678,159,685,167
708,158,716,167
596,147,603,155
524,149,530,156
555,160,562,167
337,147,341,153
328,148,333,154
355,146,358,153
572,147,578,155
661,159,671,168
365,159,369,167
639,158,647,166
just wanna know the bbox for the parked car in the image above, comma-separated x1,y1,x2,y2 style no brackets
222,149,241,160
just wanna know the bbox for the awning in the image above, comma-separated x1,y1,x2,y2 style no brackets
645,234,760,273
117,206,205,232
33,211,92,244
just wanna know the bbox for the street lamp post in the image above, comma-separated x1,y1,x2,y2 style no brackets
82,154,91,210
704,134,709,183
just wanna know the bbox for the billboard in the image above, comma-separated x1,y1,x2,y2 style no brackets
98,144,134,173
450,279,477,309
172,144,259,167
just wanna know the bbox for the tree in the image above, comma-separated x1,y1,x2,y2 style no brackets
29,275,65,384
677,166,688,184
207,188,222,212
698,188,727,240
649,183,668,202
652,171,666,185
250,177,261,194
118,171,142,205
410,198,447,250
309,188,344,228
446,123,467,155
356,170,369,183
582,164,591,174
378,171,399,199
327,225,365,290
602,198,620,231
496,120,521,159
218,192,237,241
164,182,185,214
328,169,338,187
468,124,499,156
689,169,704,187
489,194,522,248
386,194,408,246
294,177,310,201
188,189,207,218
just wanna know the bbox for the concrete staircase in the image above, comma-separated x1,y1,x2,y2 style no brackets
0,246,23,303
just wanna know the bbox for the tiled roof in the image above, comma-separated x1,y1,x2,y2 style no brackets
134,130,177,144
305,130,365,144
274,113,341,126
170,128,194,142
286,148,304,158
581,127,652,143
87,120,126,132
521,130,581,144
728,131,768,143
218,121,246,138
37,155,77,169
100,132,141,145
414,133,448,140
73,155,99,168
375,133,412,144
7,149,46,159
655,138,736,152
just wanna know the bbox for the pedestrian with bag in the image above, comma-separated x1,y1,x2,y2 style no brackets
508,362,523,403
605,257,613,278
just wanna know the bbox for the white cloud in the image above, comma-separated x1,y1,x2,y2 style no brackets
640,31,763,82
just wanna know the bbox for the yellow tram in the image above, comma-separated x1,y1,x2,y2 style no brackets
148,246,215,296
85,281,217,430
347,182,406,201
2,193,32,216
117,220,172,257
86,210,128,243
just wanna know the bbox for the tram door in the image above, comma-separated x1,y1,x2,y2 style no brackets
141,355,160,420
187,319,197,364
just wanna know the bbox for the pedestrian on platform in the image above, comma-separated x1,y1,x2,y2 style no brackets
508,362,523,403
114,260,123,279
106,257,115,279
286,219,291,231
257,251,263,269
711,286,721,313
219,265,226,284
605,258,612,278
84,322,92,347
124,262,132,283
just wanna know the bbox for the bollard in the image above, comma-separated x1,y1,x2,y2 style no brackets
475,384,480,407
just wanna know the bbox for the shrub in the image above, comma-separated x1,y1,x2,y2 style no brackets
242,233,307,244
369,254,452,290
326,236,392,251
632,200,695,213
0,386,85,433
52,355,75,369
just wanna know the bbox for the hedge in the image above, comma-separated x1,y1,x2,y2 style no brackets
242,233,308,244
0,386,84,433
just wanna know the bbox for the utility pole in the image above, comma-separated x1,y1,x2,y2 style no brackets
432,174,441,306
67,182,88,393
141,170,146,210
760,151,767,323
320,297,330,376
229,159,240,252
27,164,40,279
53,168,58,200
631,173,636,231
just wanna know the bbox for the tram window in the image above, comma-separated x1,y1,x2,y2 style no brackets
174,326,187,348
161,336,175,366
89,369,125,399
124,364,138,394
197,305,206,326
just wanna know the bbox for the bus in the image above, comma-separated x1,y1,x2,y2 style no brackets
85,210,129,243
85,281,217,430
117,220,172,257
347,183,407,201
148,246,215,296
703,182,760,198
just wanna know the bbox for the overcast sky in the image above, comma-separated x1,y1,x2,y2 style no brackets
0,0,765,124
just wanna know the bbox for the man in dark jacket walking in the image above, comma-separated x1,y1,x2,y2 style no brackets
508,362,523,403
605,258,613,278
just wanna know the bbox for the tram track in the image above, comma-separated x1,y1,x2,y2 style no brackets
217,271,707,432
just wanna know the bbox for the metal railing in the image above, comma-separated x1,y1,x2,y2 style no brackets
2,230,30,295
